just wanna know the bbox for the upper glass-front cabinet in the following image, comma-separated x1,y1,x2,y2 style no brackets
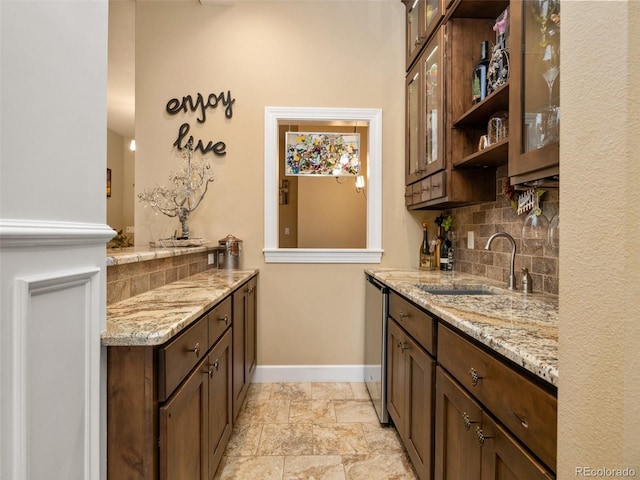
404,0,444,70
509,0,560,184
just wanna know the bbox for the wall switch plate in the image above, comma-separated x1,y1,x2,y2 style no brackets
208,253,215,265
125,226,135,234
467,231,475,249
284,227,290,235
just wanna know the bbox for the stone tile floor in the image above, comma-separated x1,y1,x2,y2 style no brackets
214,382,418,480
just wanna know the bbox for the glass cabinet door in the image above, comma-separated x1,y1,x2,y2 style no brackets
405,0,444,70
509,0,561,183
406,60,422,184
424,31,445,175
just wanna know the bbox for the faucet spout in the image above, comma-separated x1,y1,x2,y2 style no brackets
485,232,517,290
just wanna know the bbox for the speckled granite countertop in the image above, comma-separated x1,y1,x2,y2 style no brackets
366,268,558,387
102,269,258,346
106,245,218,266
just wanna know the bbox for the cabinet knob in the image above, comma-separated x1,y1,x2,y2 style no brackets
207,365,214,378
398,311,409,320
469,367,482,386
512,411,529,429
462,412,478,431
218,314,229,324
432,182,440,189
475,426,491,447
397,341,409,352
189,342,200,358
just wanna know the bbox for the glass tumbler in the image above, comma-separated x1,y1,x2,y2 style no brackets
487,111,509,145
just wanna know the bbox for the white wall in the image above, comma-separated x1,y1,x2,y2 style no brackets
0,1,114,479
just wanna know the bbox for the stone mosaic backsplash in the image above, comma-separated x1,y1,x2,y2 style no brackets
446,166,559,295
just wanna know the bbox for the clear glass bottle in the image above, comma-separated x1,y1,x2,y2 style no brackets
419,222,432,270
439,230,451,271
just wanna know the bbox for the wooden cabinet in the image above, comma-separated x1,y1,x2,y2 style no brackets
403,0,445,70
508,0,560,184
387,292,436,480
232,276,257,419
403,0,561,208
435,324,556,479
107,274,258,480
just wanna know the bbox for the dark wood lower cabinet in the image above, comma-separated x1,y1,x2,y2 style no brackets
232,277,257,419
159,355,208,480
387,318,435,480
434,366,554,480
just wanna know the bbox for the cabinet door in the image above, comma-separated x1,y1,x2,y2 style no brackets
387,319,407,439
404,335,435,480
159,355,208,480
405,0,445,70
406,59,423,184
423,29,445,176
480,415,554,480
509,0,560,184
208,329,233,478
434,367,482,480
232,277,258,420
245,277,257,382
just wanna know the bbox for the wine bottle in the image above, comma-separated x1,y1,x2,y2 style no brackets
472,40,490,105
439,230,451,271
419,222,431,270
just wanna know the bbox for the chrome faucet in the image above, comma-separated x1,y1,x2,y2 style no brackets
485,232,517,290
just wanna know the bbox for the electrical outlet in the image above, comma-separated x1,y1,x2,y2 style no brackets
284,227,290,235
125,226,135,234
467,231,475,249
208,253,215,265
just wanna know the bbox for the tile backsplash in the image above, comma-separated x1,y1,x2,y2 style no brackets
446,166,559,295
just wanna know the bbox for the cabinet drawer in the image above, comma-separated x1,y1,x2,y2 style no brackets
388,291,436,355
207,296,232,349
437,324,557,471
158,316,208,401
429,171,446,200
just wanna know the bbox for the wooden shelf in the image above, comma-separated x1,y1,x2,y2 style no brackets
445,0,509,21
453,83,510,128
453,138,509,169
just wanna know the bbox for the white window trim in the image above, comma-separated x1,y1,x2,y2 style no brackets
263,106,383,263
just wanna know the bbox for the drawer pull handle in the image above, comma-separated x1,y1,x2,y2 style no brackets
475,426,491,447
462,412,478,431
512,411,529,429
397,341,409,352
469,368,482,386
207,366,214,378
189,342,201,358
218,314,229,324
398,311,409,320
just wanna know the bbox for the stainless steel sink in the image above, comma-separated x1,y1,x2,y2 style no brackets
415,284,500,296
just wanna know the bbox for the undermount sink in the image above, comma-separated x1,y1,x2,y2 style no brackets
415,284,500,296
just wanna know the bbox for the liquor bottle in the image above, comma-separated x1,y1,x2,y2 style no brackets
472,40,490,105
419,222,431,270
439,230,451,271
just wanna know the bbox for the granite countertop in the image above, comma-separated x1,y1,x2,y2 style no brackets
106,245,218,266
102,269,258,347
366,268,558,387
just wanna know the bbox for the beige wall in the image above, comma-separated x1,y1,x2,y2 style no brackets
135,1,427,366
559,0,640,474
107,128,136,241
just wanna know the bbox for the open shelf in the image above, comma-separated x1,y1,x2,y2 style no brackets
445,0,509,21
453,83,510,128
453,138,509,169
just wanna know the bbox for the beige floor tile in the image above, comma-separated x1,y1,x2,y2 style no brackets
236,399,290,424
349,382,370,400
224,423,263,456
312,383,355,400
334,400,379,424
313,423,369,455
289,400,337,424
342,454,417,480
360,423,405,454
257,423,314,455
246,383,273,401
271,382,313,400
213,455,285,480
283,455,346,480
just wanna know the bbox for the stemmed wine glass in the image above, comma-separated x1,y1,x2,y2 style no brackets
531,0,559,46
522,190,549,247
535,42,560,147
548,212,559,249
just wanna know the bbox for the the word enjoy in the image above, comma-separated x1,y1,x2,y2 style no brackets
166,91,235,123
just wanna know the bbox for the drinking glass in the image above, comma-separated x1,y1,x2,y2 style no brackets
531,0,559,45
522,193,549,247
548,213,559,248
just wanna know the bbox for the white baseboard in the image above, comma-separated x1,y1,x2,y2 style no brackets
252,365,366,383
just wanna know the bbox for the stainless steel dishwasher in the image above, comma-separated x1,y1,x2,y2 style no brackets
364,274,389,424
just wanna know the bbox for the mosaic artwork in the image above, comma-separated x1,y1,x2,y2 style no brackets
285,132,360,176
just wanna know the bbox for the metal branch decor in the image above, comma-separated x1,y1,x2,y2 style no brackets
285,132,360,176
138,140,215,242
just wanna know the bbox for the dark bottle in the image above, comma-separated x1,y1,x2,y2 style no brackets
439,230,451,271
472,40,490,105
419,222,431,270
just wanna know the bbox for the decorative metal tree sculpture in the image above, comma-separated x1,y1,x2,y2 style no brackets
138,141,215,240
